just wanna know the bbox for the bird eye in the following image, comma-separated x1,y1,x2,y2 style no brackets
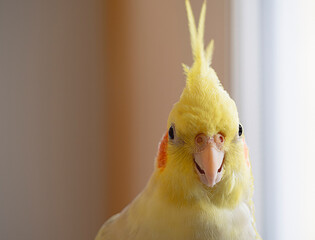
169,125,175,140
238,124,243,136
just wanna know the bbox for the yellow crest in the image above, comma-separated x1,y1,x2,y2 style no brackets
184,0,214,73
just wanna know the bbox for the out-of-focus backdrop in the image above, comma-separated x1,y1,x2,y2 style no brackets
0,0,314,240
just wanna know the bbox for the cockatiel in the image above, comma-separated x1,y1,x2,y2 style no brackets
95,0,261,239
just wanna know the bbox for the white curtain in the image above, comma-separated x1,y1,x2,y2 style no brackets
232,0,315,239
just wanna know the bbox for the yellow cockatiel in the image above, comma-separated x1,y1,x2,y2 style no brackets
95,1,261,239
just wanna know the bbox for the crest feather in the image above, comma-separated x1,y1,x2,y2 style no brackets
185,0,214,66
206,39,214,65
197,0,206,57
182,63,190,75
185,0,197,58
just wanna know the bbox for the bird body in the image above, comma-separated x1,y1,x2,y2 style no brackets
96,173,257,240
96,1,261,239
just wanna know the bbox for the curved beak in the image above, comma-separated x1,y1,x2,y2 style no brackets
194,133,225,187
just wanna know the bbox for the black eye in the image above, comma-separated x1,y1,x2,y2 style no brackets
168,126,175,140
238,124,243,136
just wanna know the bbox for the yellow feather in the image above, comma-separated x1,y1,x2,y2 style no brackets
197,0,206,57
185,0,197,59
206,39,214,65
182,63,190,75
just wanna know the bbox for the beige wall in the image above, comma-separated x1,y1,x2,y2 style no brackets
0,0,230,239
0,1,107,239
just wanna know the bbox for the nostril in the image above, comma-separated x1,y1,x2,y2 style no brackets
215,133,225,143
214,133,225,150
195,133,207,150
196,136,203,144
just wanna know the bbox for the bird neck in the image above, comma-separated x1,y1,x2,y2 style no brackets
149,169,211,208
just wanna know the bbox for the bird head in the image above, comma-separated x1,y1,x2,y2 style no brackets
154,0,251,209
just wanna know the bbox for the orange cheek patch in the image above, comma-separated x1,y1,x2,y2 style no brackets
243,138,250,167
157,131,168,170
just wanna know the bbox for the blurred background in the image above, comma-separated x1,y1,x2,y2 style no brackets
0,0,314,239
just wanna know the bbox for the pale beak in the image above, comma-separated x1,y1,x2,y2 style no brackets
194,133,225,187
